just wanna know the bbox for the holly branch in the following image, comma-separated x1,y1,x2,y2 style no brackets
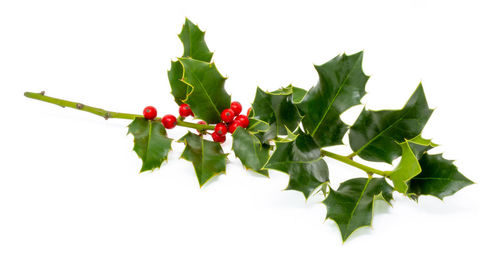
23,91,214,131
24,18,473,242
23,91,391,177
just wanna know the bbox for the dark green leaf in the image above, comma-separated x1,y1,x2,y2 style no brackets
168,19,213,106
232,127,270,176
298,52,368,147
407,135,438,159
251,86,302,141
323,177,393,241
407,153,473,200
168,60,187,105
128,118,173,172
264,132,329,198
247,118,270,134
349,84,433,163
179,132,228,187
180,58,231,123
178,18,213,62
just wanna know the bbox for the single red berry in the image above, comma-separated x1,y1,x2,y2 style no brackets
161,114,177,129
214,123,228,136
234,115,249,128
143,106,157,120
211,132,226,143
230,101,242,115
221,108,235,123
196,120,207,134
228,120,242,134
179,103,193,117
247,107,252,116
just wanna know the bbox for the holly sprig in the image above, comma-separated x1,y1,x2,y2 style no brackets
24,18,473,242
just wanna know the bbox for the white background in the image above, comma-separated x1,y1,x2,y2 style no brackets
1,0,499,262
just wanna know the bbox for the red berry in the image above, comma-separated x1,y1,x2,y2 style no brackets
179,103,193,117
221,108,235,123
234,115,249,128
214,123,228,136
211,132,226,143
196,120,207,134
230,102,242,115
228,120,242,134
143,106,157,120
161,114,177,129
247,108,252,116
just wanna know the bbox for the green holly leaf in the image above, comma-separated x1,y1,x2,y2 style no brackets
232,127,270,176
128,118,173,172
291,86,307,104
389,140,422,194
264,132,329,198
323,177,393,241
349,84,433,163
251,86,302,141
298,52,368,147
180,58,231,123
407,135,438,159
247,118,270,133
179,18,213,62
168,19,213,106
179,132,228,187
274,126,299,142
389,135,437,194
168,60,187,105
407,153,473,200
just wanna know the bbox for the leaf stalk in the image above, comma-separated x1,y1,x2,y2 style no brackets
320,150,389,177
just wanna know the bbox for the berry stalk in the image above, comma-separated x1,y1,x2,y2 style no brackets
23,91,215,131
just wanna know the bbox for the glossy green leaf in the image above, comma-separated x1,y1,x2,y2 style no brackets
179,132,228,187
168,18,213,105
180,58,231,123
247,118,270,133
168,60,187,105
274,126,299,142
323,177,393,241
407,153,473,200
298,52,368,147
407,135,438,159
179,18,213,62
264,132,329,198
128,118,173,172
251,86,302,142
232,127,270,176
349,84,433,163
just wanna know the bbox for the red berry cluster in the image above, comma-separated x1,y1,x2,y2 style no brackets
211,102,249,143
142,102,250,144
